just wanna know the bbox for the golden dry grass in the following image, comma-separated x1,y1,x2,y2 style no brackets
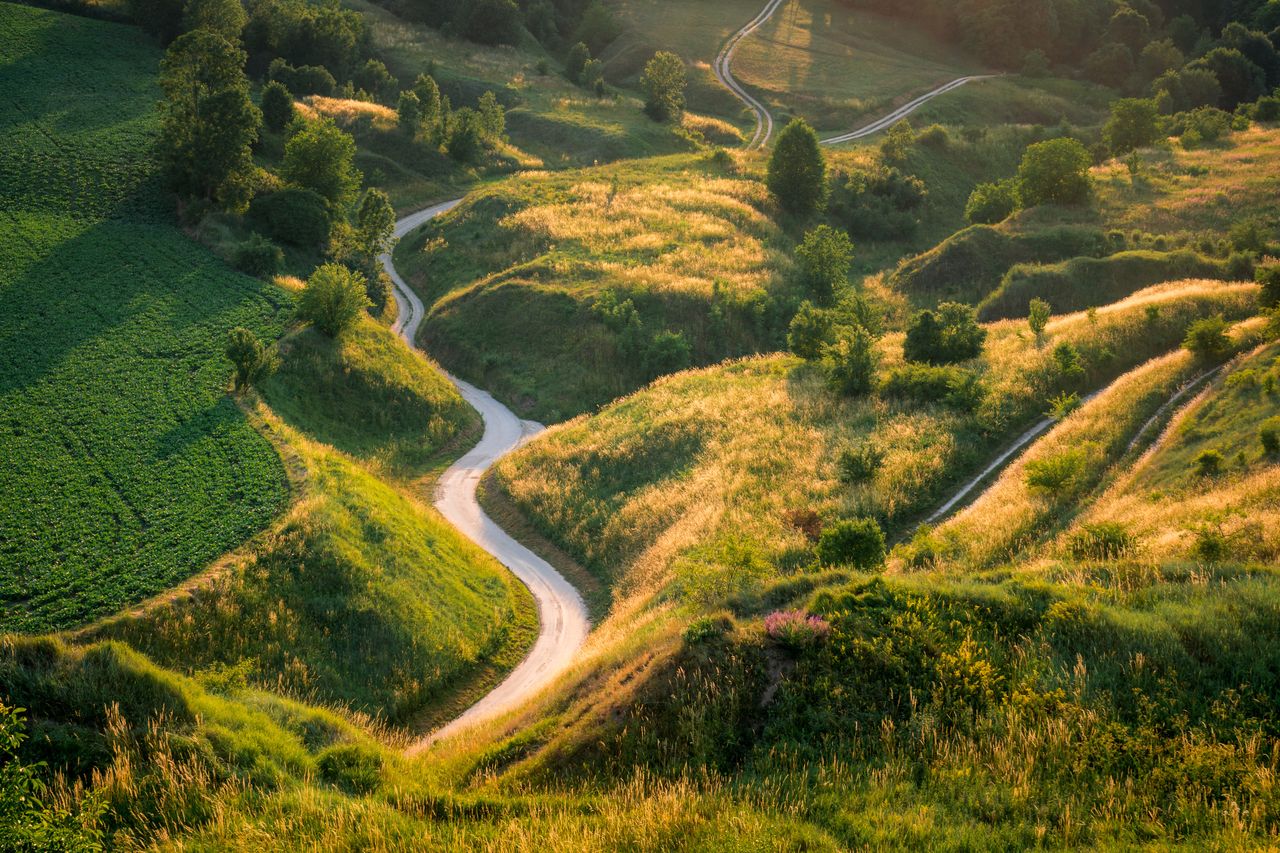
301,95,398,132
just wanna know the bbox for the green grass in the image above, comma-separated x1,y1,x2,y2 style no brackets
261,315,477,478
0,3,290,632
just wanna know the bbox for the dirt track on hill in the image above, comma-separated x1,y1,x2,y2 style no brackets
713,0,992,148
381,202,590,751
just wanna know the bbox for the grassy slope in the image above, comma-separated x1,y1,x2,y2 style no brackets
0,2,290,631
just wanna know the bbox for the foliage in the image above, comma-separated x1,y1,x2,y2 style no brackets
353,189,396,263
566,42,591,83
232,232,283,278
964,179,1019,225
823,325,878,396
903,302,986,365
1104,98,1162,154
397,90,421,136
640,51,686,121
794,225,853,305
282,117,361,211
1028,297,1051,338
787,302,834,360
1257,261,1280,308
267,59,335,97
224,326,278,391
1024,448,1087,497
1067,521,1135,559
260,80,294,133
1183,314,1232,360
815,518,885,570
298,264,369,337
1261,417,1280,455
317,743,383,794
1017,137,1092,207
879,119,915,164
158,30,260,210
183,0,246,42
879,363,983,411
353,59,397,103
457,0,523,47
833,166,926,239
412,74,441,131
1195,448,1225,477
248,187,330,247
837,442,883,484
767,119,827,216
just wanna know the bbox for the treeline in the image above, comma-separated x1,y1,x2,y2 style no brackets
374,0,618,50
841,0,1280,108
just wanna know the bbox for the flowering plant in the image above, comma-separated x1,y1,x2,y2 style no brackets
764,610,831,650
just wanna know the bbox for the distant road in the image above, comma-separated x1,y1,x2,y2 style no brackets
380,202,590,751
713,0,991,148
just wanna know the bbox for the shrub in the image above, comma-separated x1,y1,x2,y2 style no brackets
1195,448,1225,477
299,263,369,337
1104,98,1162,154
643,329,691,379
903,302,986,365
879,119,915,164
879,363,981,410
916,123,949,149
317,743,383,794
565,41,590,82
1028,297,1051,338
683,616,726,644
763,610,831,650
837,442,882,484
823,325,878,396
1068,522,1135,560
267,59,335,96
1225,251,1256,280
260,80,294,134
1255,94,1280,121
1025,449,1087,497
353,59,397,102
1017,137,1092,207
964,179,1019,225
446,108,486,162
787,302,834,360
1178,106,1233,147
224,326,278,391
834,166,927,239
1191,524,1231,562
397,90,421,135
768,119,827,215
640,51,686,121
815,518,886,570
1260,418,1280,455
1183,314,1232,361
232,232,283,278
1256,261,1280,308
248,187,330,247
795,225,853,305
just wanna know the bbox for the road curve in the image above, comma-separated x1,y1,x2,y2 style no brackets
713,0,992,149
380,201,590,752
714,0,786,149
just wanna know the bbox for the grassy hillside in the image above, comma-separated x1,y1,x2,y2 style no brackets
0,2,290,631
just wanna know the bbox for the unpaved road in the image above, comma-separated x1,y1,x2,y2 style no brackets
381,202,590,751
714,0,991,148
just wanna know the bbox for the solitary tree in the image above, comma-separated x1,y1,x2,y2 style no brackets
413,73,442,132
1028,297,1051,340
1104,98,1161,154
1017,137,1092,207
640,51,686,121
795,225,853,305
260,80,294,133
283,117,361,210
477,91,506,143
566,41,591,83
299,264,370,337
158,30,260,210
768,119,827,216
225,327,278,390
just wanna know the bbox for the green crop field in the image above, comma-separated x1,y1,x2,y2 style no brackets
0,2,290,632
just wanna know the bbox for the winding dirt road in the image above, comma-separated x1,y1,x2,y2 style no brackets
380,202,590,751
713,0,991,148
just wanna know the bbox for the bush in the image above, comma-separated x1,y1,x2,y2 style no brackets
823,325,878,396
1068,522,1135,560
446,108,486,162
299,263,369,337
1261,417,1280,455
1195,448,1225,477
565,41,590,82
1104,98,1161,154
768,119,827,215
267,59,335,97
833,166,927,240
879,363,982,410
260,80,294,134
764,610,831,650
1028,297,1051,338
1255,95,1280,121
1025,449,1087,497
248,187,331,247
787,302,834,360
916,123,949,149
232,232,283,278
353,59,397,102
1191,525,1231,562
317,743,383,794
964,180,1019,225
815,518,886,570
1017,137,1092,207
1177,106,1233,147
1183,314,1232,361
683,616,728,644
795,225,853,305
837,442,882,484
224,326,278,391
643,329,692,379
903,302,986,365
